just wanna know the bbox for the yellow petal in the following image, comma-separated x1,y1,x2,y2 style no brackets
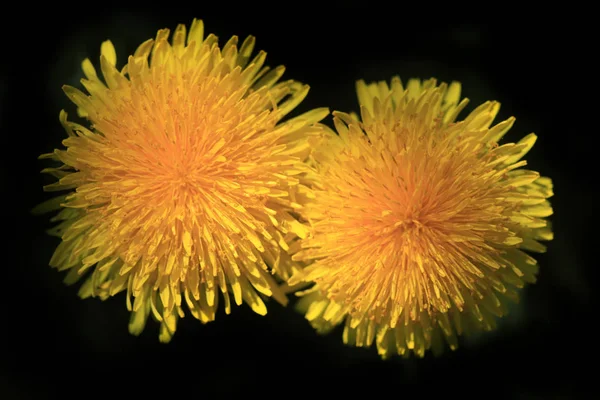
100,40,117,66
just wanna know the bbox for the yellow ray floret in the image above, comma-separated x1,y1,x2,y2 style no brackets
291,77,553,358
36,19,328,342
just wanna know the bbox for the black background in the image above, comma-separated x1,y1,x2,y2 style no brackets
1,3,594,398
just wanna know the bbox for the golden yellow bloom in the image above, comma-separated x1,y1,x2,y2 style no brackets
291,77,553,358
35,19,328,342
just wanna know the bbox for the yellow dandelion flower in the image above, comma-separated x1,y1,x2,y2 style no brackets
35,19,328,342
290,77,554,358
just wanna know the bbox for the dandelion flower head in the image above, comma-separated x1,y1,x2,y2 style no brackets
291,77,554,358
36,19,328,342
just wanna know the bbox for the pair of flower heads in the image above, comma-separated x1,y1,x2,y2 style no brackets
36,18,554,359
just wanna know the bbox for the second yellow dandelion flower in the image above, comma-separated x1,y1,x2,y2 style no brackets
291,77,554,358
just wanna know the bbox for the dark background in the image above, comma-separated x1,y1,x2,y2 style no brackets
1,3,594,398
